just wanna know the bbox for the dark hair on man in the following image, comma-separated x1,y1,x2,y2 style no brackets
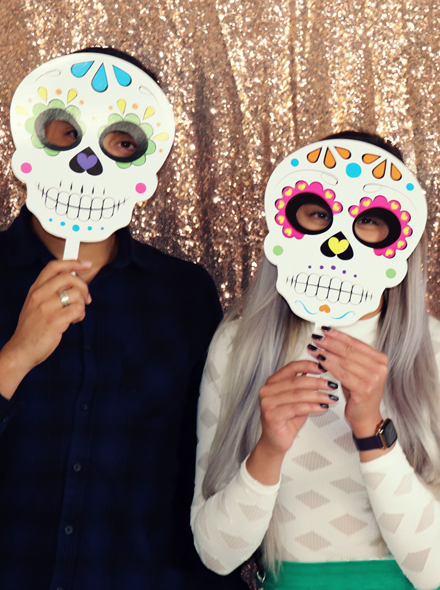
73,46,160,85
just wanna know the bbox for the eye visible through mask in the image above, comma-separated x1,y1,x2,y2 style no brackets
352,207,401,249
285,192,334,235
37,109,83,151
99,120,149,163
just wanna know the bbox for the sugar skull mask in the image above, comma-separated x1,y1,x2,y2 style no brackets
10,51,175,259
264,138,427,327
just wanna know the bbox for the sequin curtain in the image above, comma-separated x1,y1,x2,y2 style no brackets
0,0,439,316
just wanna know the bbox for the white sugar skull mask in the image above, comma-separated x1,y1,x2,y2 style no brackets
264,138,427,327
10,52,175,259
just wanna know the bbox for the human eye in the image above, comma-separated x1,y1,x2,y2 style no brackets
295,201,332,232
353,209,390,244
100,122,148,163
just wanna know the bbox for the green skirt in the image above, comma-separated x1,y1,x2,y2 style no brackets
264,560,435,590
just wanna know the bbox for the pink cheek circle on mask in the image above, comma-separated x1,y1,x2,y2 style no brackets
135,183,147,194
21,163,32,174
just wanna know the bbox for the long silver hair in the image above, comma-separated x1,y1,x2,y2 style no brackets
202,235,440,569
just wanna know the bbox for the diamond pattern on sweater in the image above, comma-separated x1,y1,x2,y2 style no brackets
292,451,331,471
278,503,296,522
296,490,331,509
220,531,251,549
238,503,269,521
363,472,386,490
334,433,357,454
200,407,218,428
393,473,413,496
197,451,209,470
330,477,364,494
309,409,340,428
378,512,404,533
295,532,331,551
416,502,435,533
402,548,430,572
201,549,227,575
197,506,210,540
329,514,368,536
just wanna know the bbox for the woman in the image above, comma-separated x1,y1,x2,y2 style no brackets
191,131,440,590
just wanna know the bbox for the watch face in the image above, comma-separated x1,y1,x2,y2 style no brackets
381,418,398,447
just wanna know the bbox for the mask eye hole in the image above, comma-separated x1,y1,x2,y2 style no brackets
353,207,401,248
285,192,333,235
100,121,149,163
35,109,82,151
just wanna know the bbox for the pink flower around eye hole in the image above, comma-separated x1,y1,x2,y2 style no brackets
348,195,412,258
275,180,343,239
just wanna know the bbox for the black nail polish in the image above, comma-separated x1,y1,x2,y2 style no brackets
322,326,332,332
312,333,323,341
328,394,339,401
320,403,329,409
317,354,327,362
318,363,326,372
327,381,338,389
307,344,318,352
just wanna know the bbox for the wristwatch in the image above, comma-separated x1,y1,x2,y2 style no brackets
352,418,397,452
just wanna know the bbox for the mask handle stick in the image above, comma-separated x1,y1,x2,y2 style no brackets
63,236,81,262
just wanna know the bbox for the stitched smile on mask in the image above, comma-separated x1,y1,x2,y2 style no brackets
285,272,373,306
37,181,129,221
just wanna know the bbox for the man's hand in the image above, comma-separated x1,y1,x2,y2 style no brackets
0,259,92,400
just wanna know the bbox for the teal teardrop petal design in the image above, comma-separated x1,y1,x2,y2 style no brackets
92,64,108,92
113,66,132,87
71,61,94,78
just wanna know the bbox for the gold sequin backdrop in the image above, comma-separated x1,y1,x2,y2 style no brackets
0,0,439,316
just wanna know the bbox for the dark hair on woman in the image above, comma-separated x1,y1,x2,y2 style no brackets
73,46,159,85
323,129,403,162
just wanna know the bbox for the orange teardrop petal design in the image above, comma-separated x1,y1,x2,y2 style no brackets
373,160,386,179
363,153,380,164
307,148,321,163
324,148,336,168
391,163,402,181
335,147,351,159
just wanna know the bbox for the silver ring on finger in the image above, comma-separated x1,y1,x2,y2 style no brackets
59,290,70,308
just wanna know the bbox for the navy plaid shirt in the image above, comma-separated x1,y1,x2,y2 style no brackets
0,208,241,590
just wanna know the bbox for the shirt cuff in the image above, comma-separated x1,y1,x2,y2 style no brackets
241,455,282,495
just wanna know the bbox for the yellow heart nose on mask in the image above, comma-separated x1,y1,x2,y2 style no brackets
328,237,350,255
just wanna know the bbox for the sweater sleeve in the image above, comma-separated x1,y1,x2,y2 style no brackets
190,325,280,575
360,443,440,590
359,315,440,590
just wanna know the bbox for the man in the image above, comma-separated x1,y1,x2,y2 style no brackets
0,48,241,589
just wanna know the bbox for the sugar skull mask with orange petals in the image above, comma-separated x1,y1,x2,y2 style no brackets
264,138,427,327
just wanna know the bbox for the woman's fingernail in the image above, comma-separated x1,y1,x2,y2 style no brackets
327,381,338,389
320,403,329,409
87,294,92,304
317,354,327,362
318,363,327,372
322,326,332,332
307,344,318,352
328,394,339,401
312,333,323,341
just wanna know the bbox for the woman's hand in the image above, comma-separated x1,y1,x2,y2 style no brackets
0,259,92,399
246,360,339,484
308,328,388,438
